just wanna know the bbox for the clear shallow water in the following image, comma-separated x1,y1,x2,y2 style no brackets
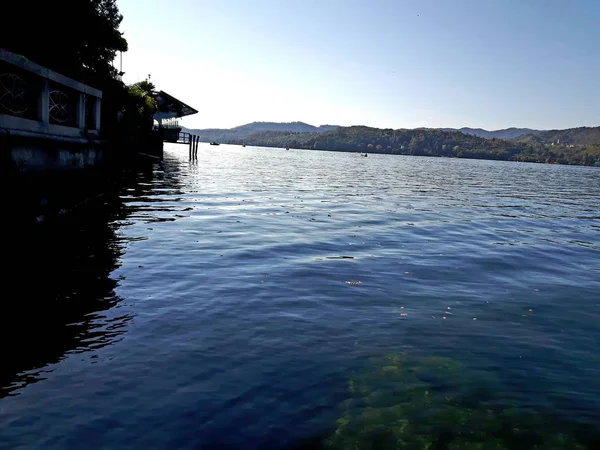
2,144,600,449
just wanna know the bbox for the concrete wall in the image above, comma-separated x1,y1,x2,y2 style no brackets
1,130,104,173
10,145,103,172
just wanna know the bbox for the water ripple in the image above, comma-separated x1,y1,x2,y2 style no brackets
1,145,599,449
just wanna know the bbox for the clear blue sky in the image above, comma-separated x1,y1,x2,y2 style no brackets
116,0,599,130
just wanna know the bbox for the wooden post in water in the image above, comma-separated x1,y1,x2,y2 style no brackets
194,135,199,159
189,134,193,160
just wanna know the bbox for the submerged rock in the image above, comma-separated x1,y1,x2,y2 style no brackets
325,353,592,449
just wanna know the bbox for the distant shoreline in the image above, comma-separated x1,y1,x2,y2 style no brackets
184,123,600,167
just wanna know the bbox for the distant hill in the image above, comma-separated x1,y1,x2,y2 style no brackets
178,121,599,166
441,126,600,145
230,121,338,134
438,127,542,140
518,126,600,146
182,122,600,144
182,121,338,142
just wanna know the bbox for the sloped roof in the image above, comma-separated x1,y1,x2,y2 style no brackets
154,90,198,120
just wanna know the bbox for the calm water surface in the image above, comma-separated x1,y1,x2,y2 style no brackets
2,145,600,449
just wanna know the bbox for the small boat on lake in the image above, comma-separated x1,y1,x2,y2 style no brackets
210,142,220,146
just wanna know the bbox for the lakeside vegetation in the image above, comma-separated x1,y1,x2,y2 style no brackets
231,125,600,167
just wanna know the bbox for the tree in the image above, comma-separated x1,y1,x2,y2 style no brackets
1,0,127,85
126,80,157,131
1,1,132,138
408,136,419,153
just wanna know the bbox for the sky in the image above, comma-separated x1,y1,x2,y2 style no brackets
116,0,600,130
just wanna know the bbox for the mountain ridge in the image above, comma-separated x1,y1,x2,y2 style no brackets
439,127,543,140
182,121,550,141
180,122,600,166
182,121,339,141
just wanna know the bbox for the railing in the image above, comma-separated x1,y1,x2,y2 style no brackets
178,131,192,144
160,118,181,129
0,49,102,141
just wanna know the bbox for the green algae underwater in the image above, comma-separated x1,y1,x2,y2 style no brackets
323,353,599,450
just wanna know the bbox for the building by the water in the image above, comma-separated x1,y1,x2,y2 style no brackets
153,90,198,144
0,48,198,173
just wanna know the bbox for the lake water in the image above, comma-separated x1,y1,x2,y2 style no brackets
2,144,600,449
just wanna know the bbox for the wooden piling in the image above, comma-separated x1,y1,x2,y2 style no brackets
189,134,192,160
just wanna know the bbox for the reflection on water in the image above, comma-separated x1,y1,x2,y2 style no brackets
1,159,184,397
2,201,125,396
1,145,599,449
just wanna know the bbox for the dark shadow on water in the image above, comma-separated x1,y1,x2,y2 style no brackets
1,157,183,397
2,181,126,396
